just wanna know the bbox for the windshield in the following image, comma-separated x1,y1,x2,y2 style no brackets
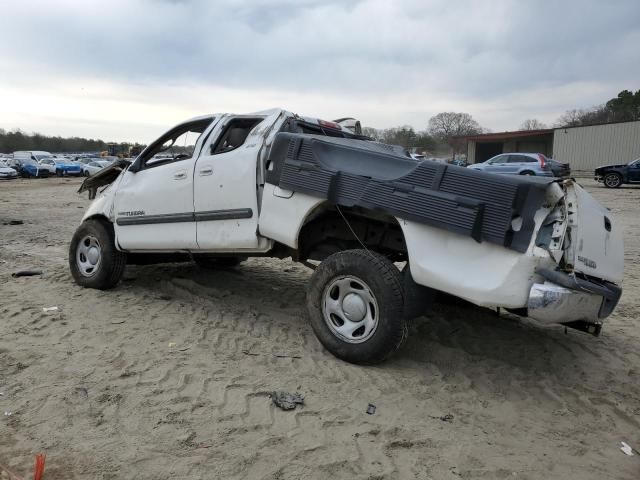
141,117,214,168
629,158,640,166
33,154,50,161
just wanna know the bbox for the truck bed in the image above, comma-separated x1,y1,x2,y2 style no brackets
266,133,554,253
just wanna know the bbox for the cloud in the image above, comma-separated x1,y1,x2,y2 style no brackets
0,0,638,141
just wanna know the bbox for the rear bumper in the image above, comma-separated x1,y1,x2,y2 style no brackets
527,271,622,326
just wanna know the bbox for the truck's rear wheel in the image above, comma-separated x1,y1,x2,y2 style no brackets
69,218,126,289
306,249,407,364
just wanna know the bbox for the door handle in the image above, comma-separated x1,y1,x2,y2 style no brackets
199,168,213,176
173,170,187,180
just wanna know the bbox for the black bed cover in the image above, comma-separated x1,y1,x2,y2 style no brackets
265,133,553,253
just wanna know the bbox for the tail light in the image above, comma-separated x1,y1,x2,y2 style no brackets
538,154,547,169
318,119,341,130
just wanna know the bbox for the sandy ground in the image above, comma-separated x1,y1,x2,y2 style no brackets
0,177,639,480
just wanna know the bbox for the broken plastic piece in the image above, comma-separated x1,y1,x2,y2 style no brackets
620,441,634,456
42,306,59,313
366,403,376,415
271,391,304,410
33,453,46,480
12,270,43,278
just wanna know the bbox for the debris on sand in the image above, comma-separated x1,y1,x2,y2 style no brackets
242,349,301,359
12,270,43,278
271,391,305,411
620,441,635,456
3,220,23,225
366,403,376,415
42,306,59,313
429,413,454,422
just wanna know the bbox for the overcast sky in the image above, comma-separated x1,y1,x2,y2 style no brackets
1,0,638,143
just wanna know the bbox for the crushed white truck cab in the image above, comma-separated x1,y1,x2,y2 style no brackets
70,109,624,363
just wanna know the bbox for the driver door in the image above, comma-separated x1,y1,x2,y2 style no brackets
114,117,216,250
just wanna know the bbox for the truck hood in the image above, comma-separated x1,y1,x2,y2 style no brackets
78,159,130,199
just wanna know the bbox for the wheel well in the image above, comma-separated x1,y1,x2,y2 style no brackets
296,205,407,262
84,214,112,226
520,170,535,175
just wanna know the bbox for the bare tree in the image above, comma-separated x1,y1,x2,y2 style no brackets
428,112,481,139
519,119,547,130
555,109,587,127
361,126,382,141
428,112,482,157
362,126,436,152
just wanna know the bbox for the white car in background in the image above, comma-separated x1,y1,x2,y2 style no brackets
82,160,111,176
0,160,19,179
37,157,58,175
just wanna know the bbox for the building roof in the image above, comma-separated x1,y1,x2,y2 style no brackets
459,128,554,142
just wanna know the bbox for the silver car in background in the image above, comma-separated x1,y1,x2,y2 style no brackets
468,153,570,177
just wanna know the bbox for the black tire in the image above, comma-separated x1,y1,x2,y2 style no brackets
603,173,622,188
520,170,535,176
56,170,63,177
69,218,126,290
402,264,435,319
306,249,407,364
84,170,90,177
193,255,245,269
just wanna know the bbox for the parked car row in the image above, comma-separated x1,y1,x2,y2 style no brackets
0,150,117,180
466,152,640,189
468,153,570,177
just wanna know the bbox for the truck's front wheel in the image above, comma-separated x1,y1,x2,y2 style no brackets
306,249,407,364
69,219,126,289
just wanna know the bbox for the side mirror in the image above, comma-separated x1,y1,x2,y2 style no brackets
128,158,141,173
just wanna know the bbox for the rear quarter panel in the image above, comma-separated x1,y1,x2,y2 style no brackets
399,219,551,308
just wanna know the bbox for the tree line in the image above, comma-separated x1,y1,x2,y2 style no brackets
366,88,640,156
0,128,143,156
363,112,483,157
521,89,640,130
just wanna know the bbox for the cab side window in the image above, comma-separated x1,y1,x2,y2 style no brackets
211,118,264,155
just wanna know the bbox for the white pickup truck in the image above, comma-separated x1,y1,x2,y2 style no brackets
70,109,624,364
